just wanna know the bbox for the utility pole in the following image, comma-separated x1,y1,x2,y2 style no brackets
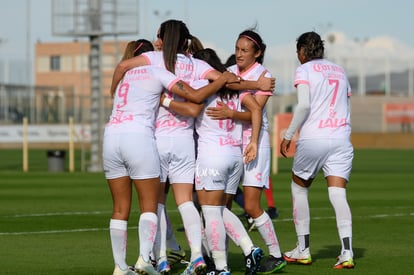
51,0,139,172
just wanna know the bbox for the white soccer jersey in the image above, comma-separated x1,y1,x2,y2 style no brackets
194,80,245,194
104,66,179,136
143,51,215,137
227,62,274,149
294,59,352,140
195,91,244,157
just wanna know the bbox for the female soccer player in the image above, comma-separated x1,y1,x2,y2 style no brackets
280,31,354,269
206,29,287,274
109,19,276,275
192,48,263,275
104,38,239,275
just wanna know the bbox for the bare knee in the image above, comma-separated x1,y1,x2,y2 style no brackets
112,206,131,220
293,173,313,188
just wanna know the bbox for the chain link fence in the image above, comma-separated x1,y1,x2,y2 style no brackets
0,83,112,125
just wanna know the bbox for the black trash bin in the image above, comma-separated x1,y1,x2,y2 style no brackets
46,150,66,172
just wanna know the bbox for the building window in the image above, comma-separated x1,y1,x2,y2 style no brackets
37,56,50,72
102,54,116,70
50,55,61,71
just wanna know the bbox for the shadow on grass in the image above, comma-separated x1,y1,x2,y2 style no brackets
313,245,365,262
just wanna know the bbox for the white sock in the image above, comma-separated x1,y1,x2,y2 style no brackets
254,211,282,258
154,203,167,262
328,186,353,254
223,207,253,256
200,211,211,258
110,219,128,270
297,234,309,251
138,212,158,263
291,181,310,241
178,201,203,261
201,205,227,270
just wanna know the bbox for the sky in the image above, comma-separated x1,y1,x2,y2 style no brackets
0,0,413,91
0,0,413,59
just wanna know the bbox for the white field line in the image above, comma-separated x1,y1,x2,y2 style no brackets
0,211,413,236
5,211,112,218
4,206,413,218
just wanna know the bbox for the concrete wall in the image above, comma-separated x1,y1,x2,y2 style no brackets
270,94,414,133
351,133,414,149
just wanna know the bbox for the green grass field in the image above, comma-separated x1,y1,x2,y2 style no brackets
0,149,413,274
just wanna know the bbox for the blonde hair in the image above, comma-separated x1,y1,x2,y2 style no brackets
121,39,154,61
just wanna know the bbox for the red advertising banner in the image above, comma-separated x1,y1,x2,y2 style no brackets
383,103,414,124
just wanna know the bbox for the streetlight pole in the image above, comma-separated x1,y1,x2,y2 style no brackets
26,0,35,122
0,38,8,121
409,59,413,97
356,38,368,96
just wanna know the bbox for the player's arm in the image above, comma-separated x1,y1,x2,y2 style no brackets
206,101,251,121
170,72,239,104
160,93,204,118
240,93,262,163
205,70,275,92
110,55,148,97
206,93,269,121
280,83,310,157
227,71,275,91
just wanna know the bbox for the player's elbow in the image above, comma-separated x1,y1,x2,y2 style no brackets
190,96,204,104
117,61,129,74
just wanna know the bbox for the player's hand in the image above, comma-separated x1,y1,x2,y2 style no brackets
244,142,258,163
257,71,275,91
206,101,232,119
223,71,241,84
280,138,291,158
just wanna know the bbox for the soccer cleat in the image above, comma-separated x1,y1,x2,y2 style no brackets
205,269,230,275
135,256,161,275
283,246,312,265
266,207,279,220
244,247,264,275
257,256,286,274
150,257,157,268
180,256,207,275
167,246,187,266
216,270,231,275
257,255,287,274
113,265,136,275
204,255,216,275
157,259,171,274
333,251,355,269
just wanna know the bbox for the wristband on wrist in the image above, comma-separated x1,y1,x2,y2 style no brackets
162,97,172,108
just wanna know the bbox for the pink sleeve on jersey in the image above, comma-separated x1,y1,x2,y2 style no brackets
194,58,216,79
167,79,181,91
200,68,215,79
294,79,309,87
142,51,161,66
153,66,181,91
239,92,248,103
255,90,274,96
142,54,151,65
